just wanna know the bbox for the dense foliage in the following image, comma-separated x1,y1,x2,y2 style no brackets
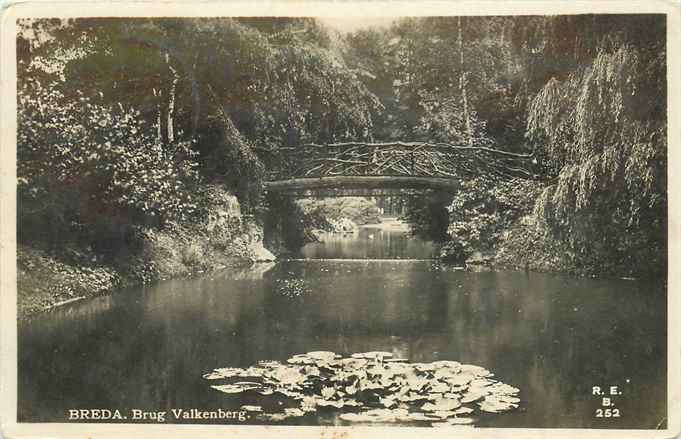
442,178,542,262
342,15,666,276
17,15,667,277
401,192,452,243
528,43,666,275
17,18,380,255
17,79,200,254
297,197,381,228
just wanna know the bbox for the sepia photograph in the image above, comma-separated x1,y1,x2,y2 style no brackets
1,1,679,438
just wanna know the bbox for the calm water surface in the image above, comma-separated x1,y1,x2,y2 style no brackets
296,221,439,260
18,224,666,428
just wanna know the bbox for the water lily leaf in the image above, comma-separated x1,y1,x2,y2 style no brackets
421,397,461,412
345,380,359,395
258,388,275,396
459,364,491,377
268,366,306,385
478,395,519,413
340,358,368,368
202,369,238,380
211,384,259,394
402,412,440,421
233,381,262,386
341,398,363,407
300,396,318,411
316,399,345,408
428,380,450,393
488,382,520,396
384,358,409,363
256,412,289,422
306,351,337,361
379,376,399,389
321,386,336,399
352,351,393,360
431,421,474,428
339,412,373,422
434,410,469,419
407,376,430,392
399,392,428,402
469,378,494,388
447,417,476,425
379,396,398,408
329,369,356,384
366,366,386,377
358,378,383,391
284,408,306,417
287,354,315,365
202,372,223,380
303,365,321,377
340,408,410,422
276,389,305,399
207,353,520,426
204,367,264,380
433,368,459,380
460,389,488,403
444,373,475,387
258,360,281,368
431,360,461,370
412,363,437,372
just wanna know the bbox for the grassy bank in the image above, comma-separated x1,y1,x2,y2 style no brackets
17,189,273,320
439,210,665,279
429,176,665,278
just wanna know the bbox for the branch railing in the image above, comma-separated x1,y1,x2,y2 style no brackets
266,142,538,181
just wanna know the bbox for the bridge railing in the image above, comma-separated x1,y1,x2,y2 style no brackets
265,142,538,181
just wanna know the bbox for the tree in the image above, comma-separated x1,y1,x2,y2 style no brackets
17,79,199,254
527,36,666,275
22,18,381,212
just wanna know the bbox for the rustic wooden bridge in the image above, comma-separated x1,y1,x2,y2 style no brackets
263,141,539,196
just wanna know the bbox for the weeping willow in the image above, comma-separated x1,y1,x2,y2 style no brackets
526,44,666,275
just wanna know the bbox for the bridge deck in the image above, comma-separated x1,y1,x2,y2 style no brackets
264,175,460,195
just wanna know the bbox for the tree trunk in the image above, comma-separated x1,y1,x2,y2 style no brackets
166,52,179,143
153,87,163,142
458,16,473,146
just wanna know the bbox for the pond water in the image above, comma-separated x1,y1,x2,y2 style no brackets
18,222,667,428
295,219,439,260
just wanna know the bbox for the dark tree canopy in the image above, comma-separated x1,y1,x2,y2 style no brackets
17,15,667,275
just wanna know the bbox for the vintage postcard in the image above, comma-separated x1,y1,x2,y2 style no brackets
0,1,679,438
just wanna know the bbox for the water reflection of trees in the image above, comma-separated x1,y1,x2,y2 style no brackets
19,266,666,427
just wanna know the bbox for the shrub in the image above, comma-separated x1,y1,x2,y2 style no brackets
443,178,542,259
17,79,200,252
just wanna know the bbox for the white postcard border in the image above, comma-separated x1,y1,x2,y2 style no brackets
1,1,679,438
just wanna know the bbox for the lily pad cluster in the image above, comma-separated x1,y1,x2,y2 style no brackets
274,278,311,298
204,351,519,426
